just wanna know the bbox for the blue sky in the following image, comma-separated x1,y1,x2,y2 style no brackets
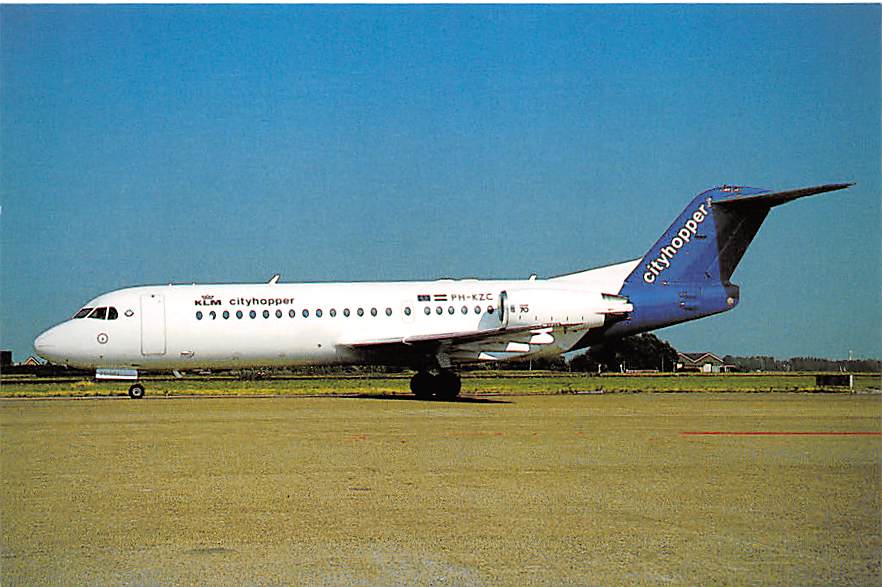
2,4,879,362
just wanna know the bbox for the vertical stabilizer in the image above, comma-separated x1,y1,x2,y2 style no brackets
596,183,854,340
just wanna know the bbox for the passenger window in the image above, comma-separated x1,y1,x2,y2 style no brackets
436,306,442,315
474,306,481,314
343,308,350,317
209,311,217,320
289,309,296,318
385,307,392,316
303,309,309,318
424,307,431,315
448,306,454,315
370,308,377,317
236,310,243,319
357,308,364,317
223,311,230,319
276,309,282,318
330,309,337,317
196,311,203,320
263,310,270,319
249,310,256,319
316,309,323,318
89,307,107,320
404,307,412,316
107,307,119,320
461,306,467,315
74,307,93,319
487,306,494,314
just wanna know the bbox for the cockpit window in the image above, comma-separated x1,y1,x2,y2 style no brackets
80,306,118,320
89,307,108,320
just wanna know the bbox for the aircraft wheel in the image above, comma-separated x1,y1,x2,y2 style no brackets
128,383,145,399
435,370,461,401
410,371,434,399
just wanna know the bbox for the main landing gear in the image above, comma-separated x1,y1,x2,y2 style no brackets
410,369,461,401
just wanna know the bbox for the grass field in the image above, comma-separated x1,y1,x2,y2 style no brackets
0,371,879,398
2,392,880,585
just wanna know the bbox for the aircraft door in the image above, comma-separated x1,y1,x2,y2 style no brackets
499,291,509,328
140,294,167,355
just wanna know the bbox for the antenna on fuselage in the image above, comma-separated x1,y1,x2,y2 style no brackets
268,274,281,284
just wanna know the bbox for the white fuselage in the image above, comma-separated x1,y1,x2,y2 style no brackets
34,261,638,371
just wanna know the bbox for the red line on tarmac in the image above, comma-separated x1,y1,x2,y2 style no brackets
681,431,881,436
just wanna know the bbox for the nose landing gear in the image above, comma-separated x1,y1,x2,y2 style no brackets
95,369,144,399
128,383,145,399
409,369,461,400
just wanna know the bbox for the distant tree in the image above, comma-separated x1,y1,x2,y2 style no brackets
569,352,602,373
570,333,678,373
845,358,881,373
495,355,567,371
788,357,836,371
720,355,880,373
788,356,881,373
723,355,785,372
530,355,567,371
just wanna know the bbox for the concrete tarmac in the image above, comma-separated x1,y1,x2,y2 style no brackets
2,393,880,585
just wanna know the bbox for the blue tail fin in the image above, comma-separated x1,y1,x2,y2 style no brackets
608,183,853,337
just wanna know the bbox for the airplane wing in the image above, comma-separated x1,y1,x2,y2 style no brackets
338,322,593,367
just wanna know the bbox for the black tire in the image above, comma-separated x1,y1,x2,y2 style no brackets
128,383,145,399
435,370,461,401
410,371,435,399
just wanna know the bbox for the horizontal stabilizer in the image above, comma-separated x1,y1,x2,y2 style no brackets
714,183,853,208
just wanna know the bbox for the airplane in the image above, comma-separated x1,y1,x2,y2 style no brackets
34,182,852,399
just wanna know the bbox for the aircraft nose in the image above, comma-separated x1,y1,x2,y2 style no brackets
34,328,59,360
